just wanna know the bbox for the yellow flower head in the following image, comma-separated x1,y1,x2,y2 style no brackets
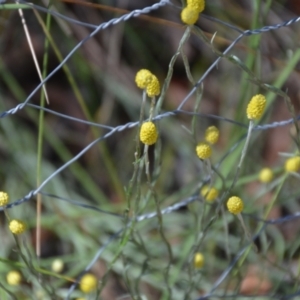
246,94,266,120
187,0,205,13
227,196,244,215
51,259,64,273
194,252,204,269
140,122,158,145
181,7,199,25
9,219,26,235
285,156,300,173
0,191,9,206
135,69,153,89
146,74,160,97
201,185,218,202
205,126,219,144
259,168,273,183
80,273,97,294
6,271,22,286
196,142,212,159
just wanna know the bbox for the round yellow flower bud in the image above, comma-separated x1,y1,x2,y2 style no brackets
227,196,244,215
201,185,218,202
246,94,266,120
205,126,219,144
187,0,205,13
140,122,158,146
181,7,199,25
51,259,64,273
196,142,212,159
36,290,47,299
146,75,160,97
9,219,26,235
6,271,22,286
0,191,9,206
135,69,153,89
194,252,204,268
80,273,97,293
285,156,300,172
259,168,273,183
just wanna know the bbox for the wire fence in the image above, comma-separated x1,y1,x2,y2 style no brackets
1,0,300,299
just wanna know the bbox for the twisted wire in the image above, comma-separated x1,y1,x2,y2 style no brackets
0,120,139,210
196,209,300,299
2,2,300,299
2,103,299,211
18,0,100,29
1,2,300,120
26,103,300,133
30,180,300,298
62,190,300,298
27,104,114,130
178,15,300,110
66,229,124,299
0,0,170,118
65,195,198,296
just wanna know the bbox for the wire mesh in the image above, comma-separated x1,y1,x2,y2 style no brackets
1,0,300,299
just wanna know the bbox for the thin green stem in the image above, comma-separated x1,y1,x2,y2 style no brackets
36,0,51,260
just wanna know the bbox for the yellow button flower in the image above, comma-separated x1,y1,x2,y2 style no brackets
196,142,212,159
201,185,218,202
9,219,26,235
181,7,199,25
80,273,97,293
0,191,9,206
259,168,273,183
6,271,22,286
51,259,64,273
227,196,244,215
135,69,153,89
285,156,300,172
146,74,160,97
187,0,205,13
140,122,158,145
205,126,219,144
194,252,204,268
246,94,266,120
